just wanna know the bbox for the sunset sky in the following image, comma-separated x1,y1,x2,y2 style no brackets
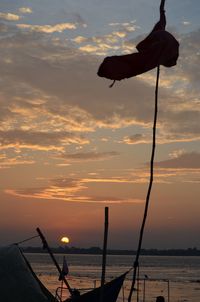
0,0,200,249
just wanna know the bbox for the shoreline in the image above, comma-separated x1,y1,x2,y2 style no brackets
21,246,200,256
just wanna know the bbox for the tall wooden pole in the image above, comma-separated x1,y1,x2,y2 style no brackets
100,207,109,302
128,2,167,300
128,64,161,302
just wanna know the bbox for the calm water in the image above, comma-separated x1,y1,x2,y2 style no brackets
26,253,200,302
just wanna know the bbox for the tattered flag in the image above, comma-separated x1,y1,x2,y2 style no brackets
97,5,179,83
59,256,69,281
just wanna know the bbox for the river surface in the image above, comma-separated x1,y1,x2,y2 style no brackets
26,253,200,302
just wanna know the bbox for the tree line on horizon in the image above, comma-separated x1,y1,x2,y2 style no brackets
21,246,200,256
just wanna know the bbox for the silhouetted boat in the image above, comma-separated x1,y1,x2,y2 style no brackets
65,273,127,302
0,244,55,302
0,240,126,302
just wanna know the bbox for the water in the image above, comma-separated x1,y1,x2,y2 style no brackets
26,253,200,302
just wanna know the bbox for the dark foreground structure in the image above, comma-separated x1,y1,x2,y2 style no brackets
0,245,55,302
0,244,126,302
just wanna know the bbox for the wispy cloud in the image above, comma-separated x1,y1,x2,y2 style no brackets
5,176,143,204
182,21,191,26
72,21,138,56
0,12,20,21
154,152,200,169
122,134,150,144
57,151,120,163
0,130,89,152
0,156,35,169
0,12,200,178
109,21,139,33
17,23,77,33
18,7,33,14
4,158,200,202
1,29,199,148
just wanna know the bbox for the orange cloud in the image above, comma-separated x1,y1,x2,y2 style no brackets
0,130,89,152
4,175,145,204
57,151,120,163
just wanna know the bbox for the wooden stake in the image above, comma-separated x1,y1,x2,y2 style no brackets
168,280,170,302
99,207,109,302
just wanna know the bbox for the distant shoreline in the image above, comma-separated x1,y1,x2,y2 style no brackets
22,246,200,256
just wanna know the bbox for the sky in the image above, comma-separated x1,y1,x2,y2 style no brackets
0,0,200,249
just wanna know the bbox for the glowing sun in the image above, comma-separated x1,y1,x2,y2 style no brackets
61,236,70,244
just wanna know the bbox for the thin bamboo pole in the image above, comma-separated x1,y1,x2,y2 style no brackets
128,2,167,301
99,207,109,302
168,280,170,302
128,64,161,302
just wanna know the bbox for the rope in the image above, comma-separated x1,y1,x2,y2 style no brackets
128,65,160,302
14,234,40,245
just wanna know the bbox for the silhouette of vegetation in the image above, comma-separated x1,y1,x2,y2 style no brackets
22,246,200,256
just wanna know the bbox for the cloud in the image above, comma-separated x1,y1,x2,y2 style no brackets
169,149,186,159
0,150,35,169
72,21,138,56
157,109,200,144
73,36,88,44
182,21,191,26
154,152,200,169
109,21,139,33
4,162,200,202
5,176,143,204
0,18,200,154
180,30,200,88
17,23,77,33
0,156,35,169
18,7,32,14
0,130,89,151
0,27,157,128
5,177,86,202
79,44,100,53
0,12,20,21
58,151,120,162
122,134,150,144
